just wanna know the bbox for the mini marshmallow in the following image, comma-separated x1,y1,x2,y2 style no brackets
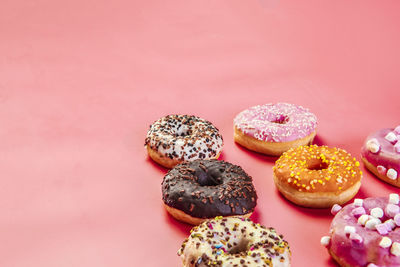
385,132,398,143
379,236,392,248
389,193,400,204
366,139,380,153
391,242,400,256
387,169,398,180
344,225,356,235
394,125,400,135
366,218,381,230
320,236,331,247
371,207,384,218
349,232,363,243
331,204,342,215
384,219,396,230
358,214,369,225
395,142,400,153
351,207,366,218
386,204,400,218
394,214,400,226
353,198,363,207
367,264,378,267
377,165,387,175
376,223,389,235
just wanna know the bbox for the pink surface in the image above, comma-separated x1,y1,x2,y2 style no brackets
1,0,400,266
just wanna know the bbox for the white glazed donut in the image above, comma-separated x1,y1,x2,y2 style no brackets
178,217,291,267
145,115,223,168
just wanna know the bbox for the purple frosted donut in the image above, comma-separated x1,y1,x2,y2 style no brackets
321,195,400,267
361,126,400,187
233,103,317,155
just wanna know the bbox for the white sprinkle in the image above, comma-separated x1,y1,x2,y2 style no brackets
344,225,356,235
366,138,380,153
390,193,400,204
371,207,384,218
391,242,400,256
366,218,381,229
385,132,397,143
358,214,369,225
387,169,398,180
320,236,331,246
353,199,363,207
379,237,392,248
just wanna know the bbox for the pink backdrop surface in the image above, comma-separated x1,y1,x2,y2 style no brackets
1,0,400,266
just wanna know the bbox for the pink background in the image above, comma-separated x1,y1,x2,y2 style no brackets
1,0,400,266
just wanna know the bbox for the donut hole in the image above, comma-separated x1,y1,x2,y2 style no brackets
271,114,289,124
195,167,223,186
228,239,251,254
174,124,193,137
307,160,329,171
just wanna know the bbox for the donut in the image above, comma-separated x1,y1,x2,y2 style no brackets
361,126,400,187
162,159,257,225
145,115,223,168
321,194,400,266
273,145,362,208
233,103,317,156
178,216,291,267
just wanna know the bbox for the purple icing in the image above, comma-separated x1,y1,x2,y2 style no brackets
233,103,317,142
327,197,400,266
361,128,400,178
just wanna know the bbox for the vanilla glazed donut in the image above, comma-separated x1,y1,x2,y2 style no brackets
361,126,400,187
321,194,400,267
162,159,257,225
273,145,362,208
178,216,291,267
233,103,317,156
145,115,223,168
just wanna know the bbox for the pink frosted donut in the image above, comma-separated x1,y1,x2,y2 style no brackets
361,126,400,187
233,103,317,155
321,195,400,267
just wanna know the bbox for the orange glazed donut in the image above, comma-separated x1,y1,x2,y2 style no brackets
273,145,362,208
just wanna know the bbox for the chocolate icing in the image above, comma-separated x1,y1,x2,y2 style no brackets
162,159,257,219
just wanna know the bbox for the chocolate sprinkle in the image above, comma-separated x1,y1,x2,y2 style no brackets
162,159,257,219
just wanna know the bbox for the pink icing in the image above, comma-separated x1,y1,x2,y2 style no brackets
233,103,317,142
326,197,400,266
351,207,366,218
361,127,400,179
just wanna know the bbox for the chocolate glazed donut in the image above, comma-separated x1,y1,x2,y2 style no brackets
162,159,257,225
